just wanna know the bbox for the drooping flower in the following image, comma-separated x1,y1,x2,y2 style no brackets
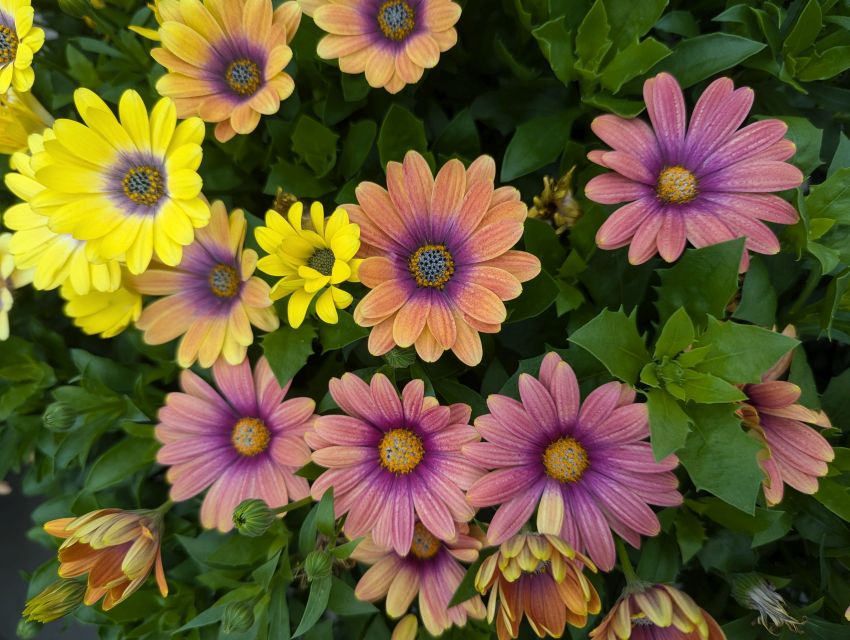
475,532,601,640
352,521,486,635
255,201,361,329
306,372,484,555
527,167,582,234
586,72,802,269
589,583,726,640
60,275,142,338
133,201,279,368
22,580,85,623
0,0,44,92
0,231,33,340
0,88,51,154
149,0,300,142
464,352,682,571
739,326,834,506
349,151,540,366
313,0,460,94
155,357,315,532
4,134,122,295
30,88,209,274
43,508,168,611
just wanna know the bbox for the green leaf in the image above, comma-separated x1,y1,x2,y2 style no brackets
773,115,822,176
339,120,377,179
501,112,574,181
813,477,850,522
327,577,377,615
523,218,566,273
828,133,850,177
532,17,575,83
636,534,680,583
433,109,481,159
678,404,764,513
315,488,336,537
317,310,368,353
329,536,362,559
652,33,766,88
603,0,668,50
569,308,650,384
506,270,559,323
291,116,339,178
732,256,777,326
377,104,430,168
674,508,706,563
575,0,611,75
65,44,99,86
646,388,692,459
655,239,743,327
264,160,335,198
581,92,646,117
692,318,798,384
655,10,698,38
798,46,850,81
431,378,487,417
292,575,331,638
654,308,695,358
680,370,747,404
85,436,159,492
807,168,850,224
263,324,316,387
782,0,821,56
599,37,671,93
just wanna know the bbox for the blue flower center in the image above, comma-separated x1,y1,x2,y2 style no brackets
377,0,415,41
409,244,454,289
226,58,261,96
209,263,240,298
307,248,335,276
0,26,18,65
122,165,165,207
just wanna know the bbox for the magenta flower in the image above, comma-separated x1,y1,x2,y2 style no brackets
464,352,682,571
155,357,316,531
586,72,803,269
306,373,484,555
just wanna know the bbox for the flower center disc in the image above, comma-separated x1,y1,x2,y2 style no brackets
542,437,589,483
122,165,165,207
410,522,440,560
0,26,18,65
226,58,262,97
378,428,424,474
377,0,415,41
209,263,240,298
231,417,271,456
656,165,698,205
307,248,336,276
409,244,454,289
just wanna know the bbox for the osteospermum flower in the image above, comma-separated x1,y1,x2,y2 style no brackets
352,521,486,635
465,352,682,570
150,0,300,142
44,508,168,611
133,201,279,368
739,326,834,506
350,151,540,366
586,72,802,269
313,0,461,94
0,88,51,154
0,231,33,340
32,88,209,274
60,275,142,338
255,201,361,329
306,373,484,555
589,583,725,640
155,357,315,532
475,533,601,640
0,0,44,92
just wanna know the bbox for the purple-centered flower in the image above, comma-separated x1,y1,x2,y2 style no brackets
586,72,803,270
465,352,682,571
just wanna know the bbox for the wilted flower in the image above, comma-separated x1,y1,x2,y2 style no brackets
273,187,298,215
22,580,85,623
528,167,582,234
731,573,804,634
232,498,276,537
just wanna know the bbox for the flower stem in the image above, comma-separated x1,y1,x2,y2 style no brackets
616,539,640,585
154,499,174,516
786,263,822,320
273,496,313,515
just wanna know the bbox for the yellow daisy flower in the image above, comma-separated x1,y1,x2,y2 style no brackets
30,89,208,276
60,274,142,338
0,88,51,154
4,133,122,294
0,231,34,340
256,201,361,328
0,0,45,93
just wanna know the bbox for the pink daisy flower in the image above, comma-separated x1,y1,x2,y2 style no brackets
464,352,682,571
155,357,316,531
586,72,803,269
306,373,484,555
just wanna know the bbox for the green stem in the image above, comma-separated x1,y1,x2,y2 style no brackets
273,496,312,515
786,264,822,320
616,539,640,585
154,499,174,516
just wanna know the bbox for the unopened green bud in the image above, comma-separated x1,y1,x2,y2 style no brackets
43,402,76,432
731,573,804,634
232,498,275,537
305,550,333,581
22,580,85,623
57,0,90,18
222,601,254,634
16,619,40,639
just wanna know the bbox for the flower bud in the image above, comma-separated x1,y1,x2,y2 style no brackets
222,601,254,634
232,498,275,537
57,0,90,18
43,402,76,432
22,580,85,623
527,167,582,234
304,550,333,581
273,188,299,216
731,573,804,634
16,619,40,639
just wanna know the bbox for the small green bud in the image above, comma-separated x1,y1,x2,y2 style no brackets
57,0,90,18
232,498,275,537
42,402,76,432
16,619,40,639
304,550,333,581
22,580,85,623
222,601,254,634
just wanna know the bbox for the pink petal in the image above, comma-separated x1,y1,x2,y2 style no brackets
419,404,451,433
401,379,426,424
584,403,649,446
485,485,542,545
167,456,227,501
586,473,661,536
253,357,288,418
485,395,544,445
656,212,687,262
627,210,664,264
590,114,661,168
685,78,753,163
698,119,789,174
746,381,801,408
570,489,616,571
599,151,656,185
270,434,312,468
329,373,380,422
411,478,456,543
700,160,803,193
463,441,533,468
430,158,466,239
466,465,542,506
213,358,258,416
577,382,628,431
269,397,316,433
370,373,404,424
702,192,798,225
585,173,652,204
596,198,659,250
518,373,559,438
644,72,687,160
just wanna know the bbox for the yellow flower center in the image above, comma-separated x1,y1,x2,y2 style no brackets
410,522,440,560
408,244,454,289
542,437,589,483
231,418,271,457
209,263,240,298
378,428,424,474
656,165,698,205
226,58,262,97
122,165,166,207
377,0,415,41
307,248,335,276
0,26,18,65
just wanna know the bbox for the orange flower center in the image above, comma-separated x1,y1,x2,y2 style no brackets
378,428,424,474
656,165,698,204
122,165,165,207
410,522,440,559
226,58,261,96
409,244,454,289
231,417,271,456
307,248,335,276
377,0,415,41
0,26,18,65
542,437,589,483
209,263,240,298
